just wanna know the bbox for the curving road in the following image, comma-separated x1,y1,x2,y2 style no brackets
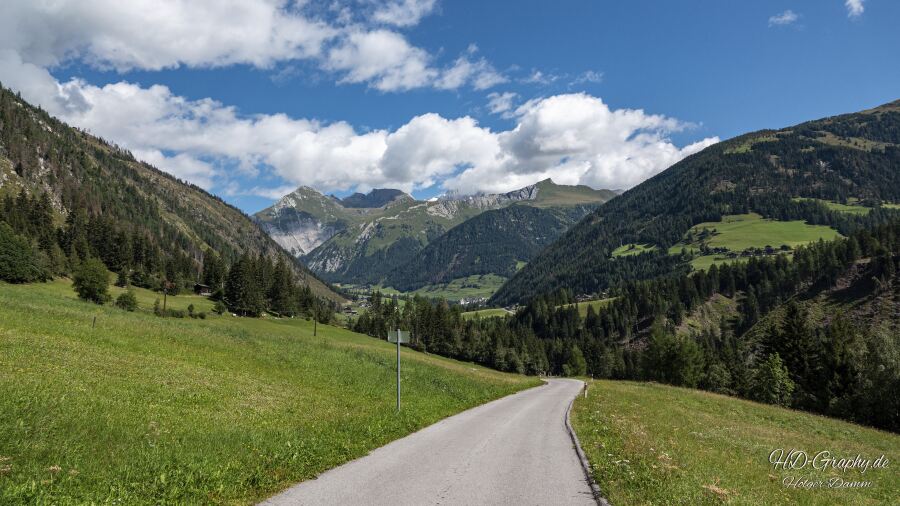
260,378,596,506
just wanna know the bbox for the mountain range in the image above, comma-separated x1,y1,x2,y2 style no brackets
254,179,616,295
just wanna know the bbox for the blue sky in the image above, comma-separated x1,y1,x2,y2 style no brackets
1,0,897,213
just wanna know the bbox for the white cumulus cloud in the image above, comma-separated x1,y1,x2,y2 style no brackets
486,92,519,117
5,63,717,196
845,0,864,18
0,0,502,93
325,29,437,91
372,0,438,27
445,94,718,193
0,0,335,71
0,0,717,198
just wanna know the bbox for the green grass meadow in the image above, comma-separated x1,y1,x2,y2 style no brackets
572,381,899,505
0,279,539,504
612,243,657,258
793,198,872,216
666,214,841,272
687,214,841,251
560,298,616,318
461,308,511,320
410,274,507,301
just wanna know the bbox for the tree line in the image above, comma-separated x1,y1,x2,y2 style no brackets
353,219,899,432
0,188,334,321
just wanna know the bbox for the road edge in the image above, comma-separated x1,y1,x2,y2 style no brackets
259,380,550,504
565,382,611,506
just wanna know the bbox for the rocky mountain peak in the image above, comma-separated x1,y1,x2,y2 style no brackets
340,188,411,208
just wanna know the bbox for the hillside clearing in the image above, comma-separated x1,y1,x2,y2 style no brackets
411,274,507,301
0,280,538,504
684,213,841,251
667,213,841,271
612,243,657,257
560,298,617,318
461,308,512,320
793,197,872,215
572,381,899,505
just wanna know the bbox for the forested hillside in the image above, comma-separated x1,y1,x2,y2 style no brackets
0,85,339,301
389,204,595,291
351,101,900,432
353,219,899,431
492,100,900,305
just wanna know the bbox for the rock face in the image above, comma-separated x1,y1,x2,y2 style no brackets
255,179,616,288
262,209,343,257
253,186,352,256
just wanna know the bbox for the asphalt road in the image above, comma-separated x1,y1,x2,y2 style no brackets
260,378,596,506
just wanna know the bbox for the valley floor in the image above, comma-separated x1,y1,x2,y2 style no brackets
0,280,538,504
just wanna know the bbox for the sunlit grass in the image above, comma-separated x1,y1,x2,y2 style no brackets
572,380,899,505
0,280,539,504
559,298,616,318
612,243,657,258
461,308,511,320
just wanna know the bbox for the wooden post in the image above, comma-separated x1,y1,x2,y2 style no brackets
92,316,96,329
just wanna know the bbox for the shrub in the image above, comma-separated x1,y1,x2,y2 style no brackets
750,353,795,407
73,257,110,304
154,307,186,318
115,290,138,311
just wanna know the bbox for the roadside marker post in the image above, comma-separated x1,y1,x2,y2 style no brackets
387,329,409,412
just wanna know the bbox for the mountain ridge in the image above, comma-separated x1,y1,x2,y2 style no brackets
0,85,342,302
255,179,616,290
491,99,900,305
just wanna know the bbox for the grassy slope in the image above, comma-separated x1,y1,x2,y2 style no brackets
461,308,512,320
0,280,539,504
410,274,507,301
675,293,739,337
686,214,841,251
793,198,872,216
560,298,617,318
572,381,898,505
667,214,840,271
612,243,658,258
